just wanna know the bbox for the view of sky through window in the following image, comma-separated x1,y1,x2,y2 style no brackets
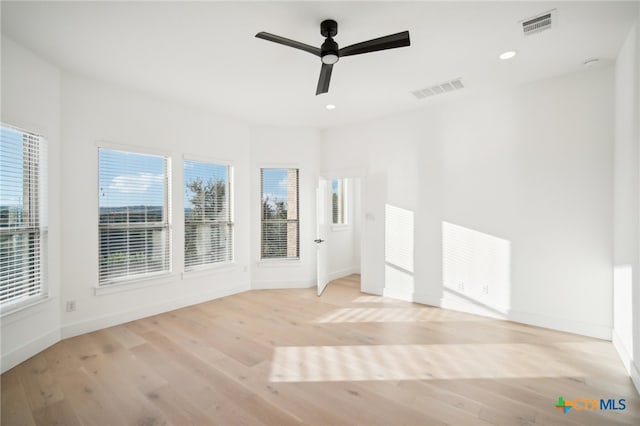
262,168,289,209
0,127,24,210
98,149,165,209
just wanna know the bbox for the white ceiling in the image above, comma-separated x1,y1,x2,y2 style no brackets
1,1,637,129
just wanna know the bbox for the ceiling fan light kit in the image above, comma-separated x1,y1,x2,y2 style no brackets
256,19,410,95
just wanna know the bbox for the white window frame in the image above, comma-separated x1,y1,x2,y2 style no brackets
0,124,48,315
260,167,300,261
183,156,234,272
97,144,172,286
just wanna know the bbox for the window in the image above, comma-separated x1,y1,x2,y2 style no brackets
261,168,299,259
99,148,170,285
331,178,347,225
0,125,47,310
184,160,232,270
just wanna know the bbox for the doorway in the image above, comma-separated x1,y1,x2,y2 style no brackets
316,176,364,295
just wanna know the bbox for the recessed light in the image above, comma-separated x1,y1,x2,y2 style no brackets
325,104,336,110
499,50,517,60
583,58,600,67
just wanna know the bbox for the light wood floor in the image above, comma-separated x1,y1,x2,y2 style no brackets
2,274,639,425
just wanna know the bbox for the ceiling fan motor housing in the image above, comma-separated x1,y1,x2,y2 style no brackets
321,38,339,64
320,20,339,64
320,19,338,38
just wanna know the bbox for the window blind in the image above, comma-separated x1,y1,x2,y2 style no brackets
98,148,171,285
261,168,299,259
331,178,346,225
184,160,232,270
0,125,47,310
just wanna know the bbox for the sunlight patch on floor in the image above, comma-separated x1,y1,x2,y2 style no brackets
313,307,491,323
351,295,394,303
269,343,596,382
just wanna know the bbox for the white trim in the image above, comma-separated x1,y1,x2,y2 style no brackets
361,286,384,296
183,152,235,167
256,162,302,169
251,279,315,290
1,328,60,374
612,329,634,375
413,290,510,319
0,294,52,320
94,273,177,296
95,139,170,157
409,291,611,340
631,361,640,396
64,281,249,339
330,224,350,232
257,259,301,268
328,267,359,282
181,262,237,279
507,309,611,340
319,167,367,180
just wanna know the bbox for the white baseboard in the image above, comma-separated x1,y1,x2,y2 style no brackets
383,287,417,302
62,281,249,339
508,309,611,340
613,330,640,395
328,267,359,282
1,328,60,374
251,279,315,290
410,291,611,340
612,329,634,374
361,286,383,296
631,361,640,396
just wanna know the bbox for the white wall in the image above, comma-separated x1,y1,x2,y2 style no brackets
250,126,320,289
1,36,62,372
60,72,253,338
613,19,640,394
323,66,615,339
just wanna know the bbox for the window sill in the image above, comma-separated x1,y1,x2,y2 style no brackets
258,259,301,268
182,262,237,280
331,224,350,232
94,272,176,296
1,295,52,321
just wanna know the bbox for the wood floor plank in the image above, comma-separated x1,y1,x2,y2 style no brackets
32,399,81,426
16,352,65,413
1,368,36,426
2,274,639,425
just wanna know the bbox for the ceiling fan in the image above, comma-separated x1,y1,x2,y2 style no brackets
256,19,410,96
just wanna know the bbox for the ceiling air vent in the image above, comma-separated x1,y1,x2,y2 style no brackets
521,10,555,36
411,78,464,100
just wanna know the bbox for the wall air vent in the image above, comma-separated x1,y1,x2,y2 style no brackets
411,78,464,100
521,10,555,36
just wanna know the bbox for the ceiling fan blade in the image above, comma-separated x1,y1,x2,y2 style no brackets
316,63,333,95
255,32,321,57
338,31,410,57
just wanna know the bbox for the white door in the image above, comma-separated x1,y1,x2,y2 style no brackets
316,178,329,295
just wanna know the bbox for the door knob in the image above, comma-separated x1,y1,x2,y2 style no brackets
314,239,325,243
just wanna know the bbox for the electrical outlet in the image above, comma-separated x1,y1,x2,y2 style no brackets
482,284,489,295
66,301,76,312
457,282,465,292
